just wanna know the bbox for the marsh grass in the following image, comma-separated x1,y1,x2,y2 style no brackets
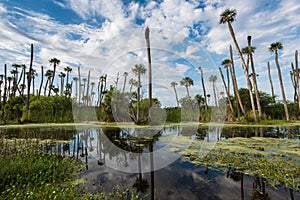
0,137,82,199
0,137,145,199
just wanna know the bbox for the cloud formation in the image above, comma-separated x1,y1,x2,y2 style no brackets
0,0,299,105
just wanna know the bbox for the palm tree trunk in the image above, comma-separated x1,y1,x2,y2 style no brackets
184,85,190,98
173,86,179,107
97,81,100,106
248,36,262,120
212,82,218,107
199,67,207,110
290,67,297,103
60,77,64,96
230,45,245,116
32,76,35,95
38,66,43,97
122,76,127,93
26,44,33,120
295,50,300,110
226,67,230,95
44,78,49,96
86,70,90,105
137,73,141,123
130,83,133,93
219,68,234,113
78,67,81,104
275,50,290,121
267,62,275,102
49,64,56,96
3,64,7,107
145,27,152,119
228,22,256,121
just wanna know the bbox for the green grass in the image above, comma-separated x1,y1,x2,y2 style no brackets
0,138,145,199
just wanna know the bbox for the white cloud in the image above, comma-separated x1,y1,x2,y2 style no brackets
0,0,299,103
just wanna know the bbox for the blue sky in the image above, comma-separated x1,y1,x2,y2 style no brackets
0,0,300,106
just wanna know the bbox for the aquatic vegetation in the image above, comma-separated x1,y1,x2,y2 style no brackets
0,137,148,199
164,136,300,191
0,138,82,199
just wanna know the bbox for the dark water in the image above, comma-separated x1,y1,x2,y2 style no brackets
1,124,299,199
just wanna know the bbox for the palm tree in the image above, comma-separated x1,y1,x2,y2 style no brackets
64,66,72,87
59,72,66,96
53,87,59,95
221,59,231,95
209,75,218,107
220,9,256,121
145,26,152,119
269,42,289,121
219,9,247,69
244,36,262,120
122,72,128,93
171,81,180,107
7,76,13,98
219,68,234,113
129,78,137,93
198,67,207,110
132,64,147,123
10,66,19,97
180,77,194,99
44,70,53,96
19,84,26,96
49,58,60,96
229,46,245,116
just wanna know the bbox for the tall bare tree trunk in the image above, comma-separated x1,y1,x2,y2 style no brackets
78,67,81,104
267,62,275,102
295,50,300,110
229,45,245,116
145,27,152,120
219,68,234,113
3,64,7,107
290,64,297,103
137,73,141,123
26,44,33,120
173,86,179,108
86,70,90,105
199,67,207,110
248,36,262,120
38,66,44,97
227,23,256,121
274,50,289,121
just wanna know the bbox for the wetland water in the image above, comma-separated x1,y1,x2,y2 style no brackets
1,124,299,199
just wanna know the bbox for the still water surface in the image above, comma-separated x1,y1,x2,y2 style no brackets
1,125,299,199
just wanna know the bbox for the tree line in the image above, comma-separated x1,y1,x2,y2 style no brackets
0,9,299,123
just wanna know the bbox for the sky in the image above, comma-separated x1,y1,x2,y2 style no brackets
0,0,300,107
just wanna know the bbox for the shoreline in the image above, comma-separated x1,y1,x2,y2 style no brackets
0,120,300,129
